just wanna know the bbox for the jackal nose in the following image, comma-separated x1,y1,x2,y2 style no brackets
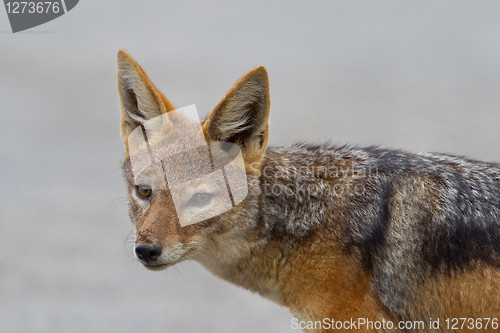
135,243,162,262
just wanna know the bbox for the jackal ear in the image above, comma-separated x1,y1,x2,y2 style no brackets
205,66,270,166
117,50,175,144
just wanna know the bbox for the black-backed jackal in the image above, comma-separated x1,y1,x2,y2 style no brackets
117,50,499,333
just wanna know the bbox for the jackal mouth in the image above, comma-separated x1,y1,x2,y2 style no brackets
140,249,193,271
142,262,172,271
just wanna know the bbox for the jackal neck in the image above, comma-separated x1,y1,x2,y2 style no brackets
197,145,378,312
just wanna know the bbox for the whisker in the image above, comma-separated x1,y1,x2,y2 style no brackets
172,264,185,280
109,196,128,213
123,230,136,258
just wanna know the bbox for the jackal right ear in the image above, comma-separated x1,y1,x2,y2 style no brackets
204,66,270,171
117,50,175,144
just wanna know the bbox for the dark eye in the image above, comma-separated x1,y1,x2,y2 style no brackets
188,192,213,207
135,185,152,199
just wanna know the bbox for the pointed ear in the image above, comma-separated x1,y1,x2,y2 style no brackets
117,50,175,145
204,66,270,168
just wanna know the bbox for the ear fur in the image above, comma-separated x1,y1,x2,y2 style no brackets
117,50,175,146
204,66,270,169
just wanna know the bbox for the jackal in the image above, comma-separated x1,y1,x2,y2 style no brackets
117,50,500,332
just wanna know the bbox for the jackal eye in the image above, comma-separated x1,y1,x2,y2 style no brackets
135,185,152,199
188,192,213,207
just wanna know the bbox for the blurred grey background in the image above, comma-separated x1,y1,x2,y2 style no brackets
1,1,500,332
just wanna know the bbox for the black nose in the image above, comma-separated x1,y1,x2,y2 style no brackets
135,243,162,262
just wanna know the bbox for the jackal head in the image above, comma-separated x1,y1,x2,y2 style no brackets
117,50,270,271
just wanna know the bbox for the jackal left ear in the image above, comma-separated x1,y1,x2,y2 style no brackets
205,66,270,166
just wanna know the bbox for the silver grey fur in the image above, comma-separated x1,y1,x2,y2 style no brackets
256,143,500,319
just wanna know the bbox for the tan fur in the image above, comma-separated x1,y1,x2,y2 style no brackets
411,267,500,332
281,229,395,332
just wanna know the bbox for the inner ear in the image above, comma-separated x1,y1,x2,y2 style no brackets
222,100,264,146
122,87,142,122
205,66,270,154
118,68,162,123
